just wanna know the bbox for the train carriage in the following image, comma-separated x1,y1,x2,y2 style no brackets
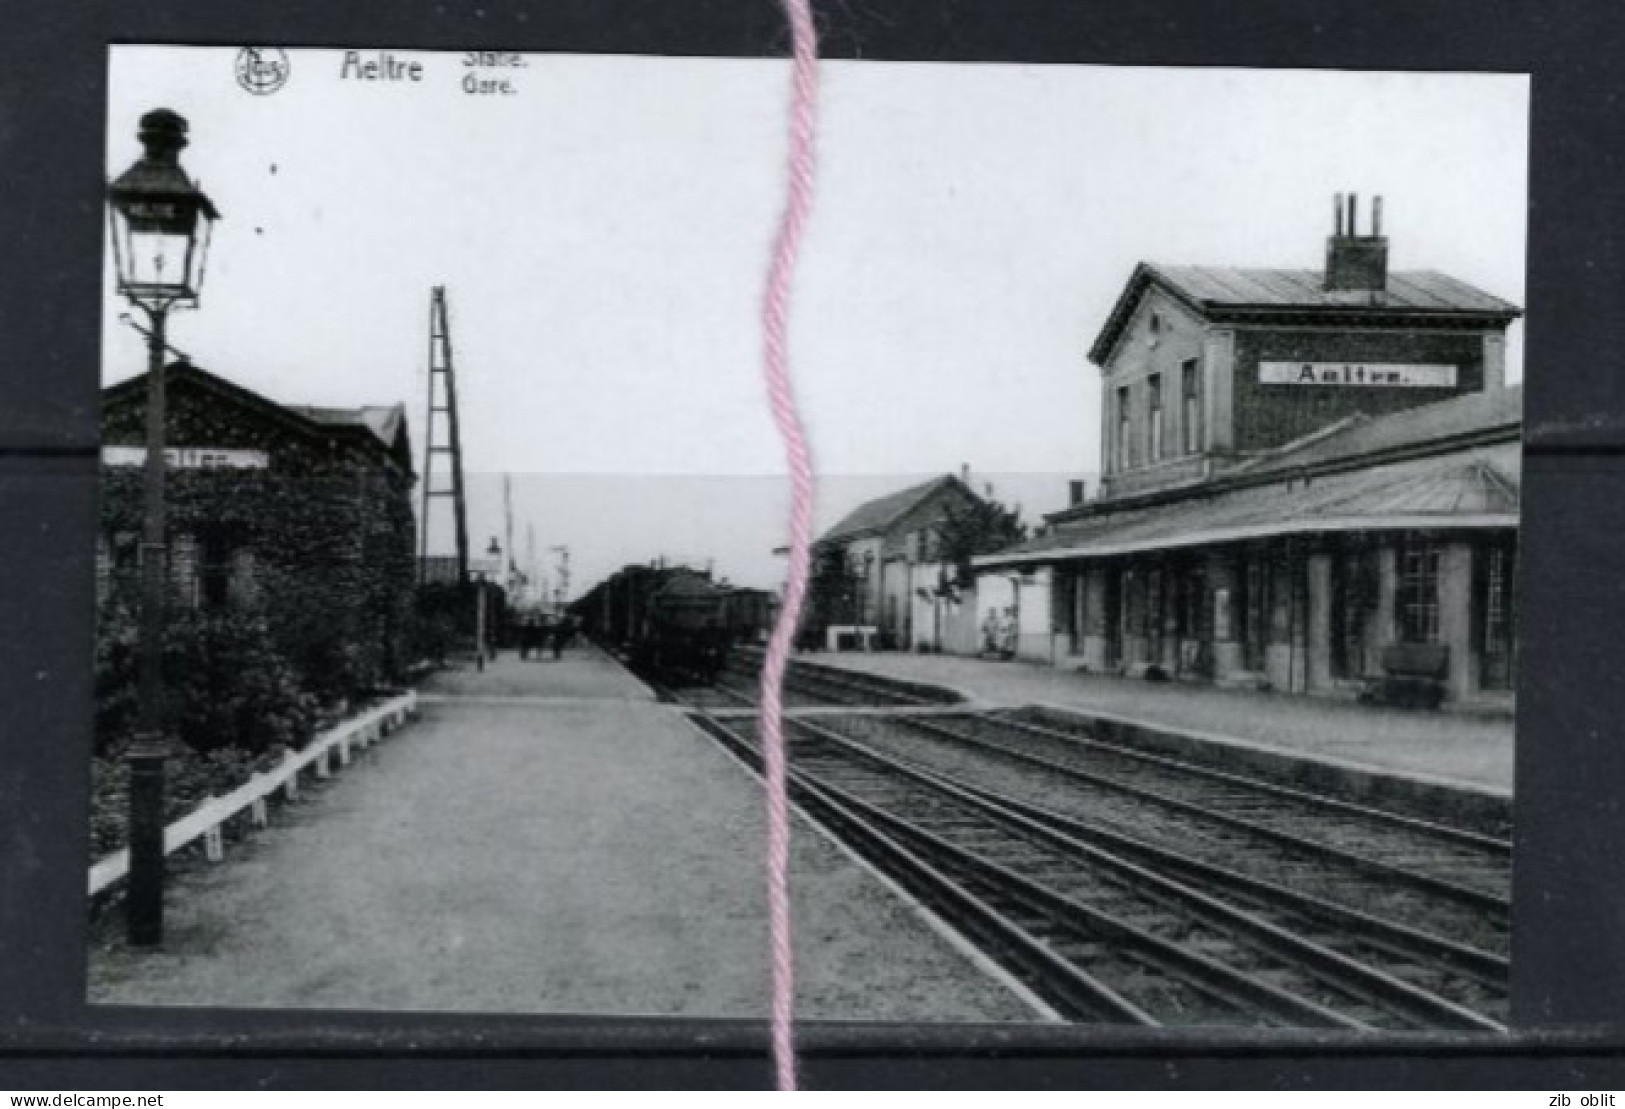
573,563,737,686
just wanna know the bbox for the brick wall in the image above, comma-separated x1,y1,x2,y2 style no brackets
1231,326,1487,453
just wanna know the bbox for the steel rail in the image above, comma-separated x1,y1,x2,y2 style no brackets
789,719,1504,1032
877,713,1510,919
689,714,1161,1024
956,773,1508,987
986,710,1510,855
691,700,1379,1029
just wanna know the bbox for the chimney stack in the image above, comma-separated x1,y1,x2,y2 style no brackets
1324,191,1389,293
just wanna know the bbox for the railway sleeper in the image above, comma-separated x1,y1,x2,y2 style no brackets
804,721,1507,1032
879,714,1511,919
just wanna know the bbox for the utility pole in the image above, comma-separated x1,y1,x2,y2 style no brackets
551,545,571,607
503,473,519,597
526,522,537,607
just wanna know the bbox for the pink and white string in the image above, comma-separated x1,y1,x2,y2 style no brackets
757,0,820,1092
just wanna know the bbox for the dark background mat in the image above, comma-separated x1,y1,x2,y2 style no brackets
4,0,1624,1089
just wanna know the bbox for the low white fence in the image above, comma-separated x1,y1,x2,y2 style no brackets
88,690,419,897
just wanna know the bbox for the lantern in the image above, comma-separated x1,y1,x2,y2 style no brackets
108,109,220,310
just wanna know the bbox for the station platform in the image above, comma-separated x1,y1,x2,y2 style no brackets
803,650,1514,796
89,646,1039,1022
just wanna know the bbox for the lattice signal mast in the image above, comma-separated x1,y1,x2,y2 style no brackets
419,286,470,583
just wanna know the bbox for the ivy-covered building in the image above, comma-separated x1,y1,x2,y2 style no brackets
99,361,418,703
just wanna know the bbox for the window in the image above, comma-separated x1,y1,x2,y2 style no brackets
198,528,235,609
1182,359,1201,454
1397,536,1441,644
1116,385,1131,471
1148,374,1164,462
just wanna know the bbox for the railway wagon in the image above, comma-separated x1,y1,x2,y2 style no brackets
722,586,777,645
638,570,733,682
573,563,735,684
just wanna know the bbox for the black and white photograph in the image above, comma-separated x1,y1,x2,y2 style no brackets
87,45,1525,1032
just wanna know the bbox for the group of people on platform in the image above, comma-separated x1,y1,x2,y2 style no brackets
511,613,577,661
980,606,1018,660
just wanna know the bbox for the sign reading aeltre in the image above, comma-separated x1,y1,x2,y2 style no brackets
340,51,423,82
102,446,270,470
1259,362,1459,388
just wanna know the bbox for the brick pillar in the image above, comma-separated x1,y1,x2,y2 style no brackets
1307,550,1333,692
1206,550,1240,680
1161,564,1181,672
1082,565,1109,670
1482,333,1507,393
1373,542,1398,662
1439,541,1475,702
1265,550,1296,692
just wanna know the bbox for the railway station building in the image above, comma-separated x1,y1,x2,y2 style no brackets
98,359,418,689
974,196,1523,708
812,472,991,652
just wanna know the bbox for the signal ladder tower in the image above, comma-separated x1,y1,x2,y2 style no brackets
419,286,471,583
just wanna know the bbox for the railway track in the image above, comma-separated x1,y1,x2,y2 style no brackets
812,712,1510,953
690,706,1505,1030
723,652,961,709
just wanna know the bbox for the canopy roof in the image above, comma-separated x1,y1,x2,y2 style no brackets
978,444,1518,567
818,474,968,546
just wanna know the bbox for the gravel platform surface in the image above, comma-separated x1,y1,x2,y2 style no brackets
88,648,1038,1022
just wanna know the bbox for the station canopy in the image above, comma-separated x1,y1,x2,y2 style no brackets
977,444,1519,568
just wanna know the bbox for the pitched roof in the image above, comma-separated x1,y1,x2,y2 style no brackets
103,361,413,473
103,360,331,446
980,444,1519,567
1156,266,1521,315
1090,263,1522,364
1242,384,1522,478
817,475,965,546
287,404,408,452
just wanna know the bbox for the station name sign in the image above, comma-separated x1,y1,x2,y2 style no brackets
1259,362,1458,388
102,446,269,470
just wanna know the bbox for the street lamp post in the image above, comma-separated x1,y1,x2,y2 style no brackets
863,550,876,636
106,108,219,947
477,536,502,670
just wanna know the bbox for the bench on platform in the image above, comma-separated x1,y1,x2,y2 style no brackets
1369,644,1450,710
826,625,879,652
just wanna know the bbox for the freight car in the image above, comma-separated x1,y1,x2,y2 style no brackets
573,563,737,685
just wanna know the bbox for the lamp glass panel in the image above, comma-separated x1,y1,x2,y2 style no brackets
124,226,195,293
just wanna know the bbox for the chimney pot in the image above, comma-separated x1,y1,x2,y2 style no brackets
1325,191,1388,292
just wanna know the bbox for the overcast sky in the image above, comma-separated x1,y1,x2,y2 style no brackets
104,48,1528,593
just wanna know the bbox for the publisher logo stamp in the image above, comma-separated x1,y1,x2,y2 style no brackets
236,47,290,95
